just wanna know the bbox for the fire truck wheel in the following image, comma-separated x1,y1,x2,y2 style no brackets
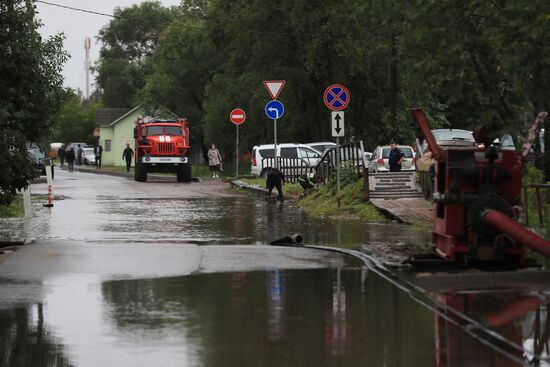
177,163,192,182
134,157,147,182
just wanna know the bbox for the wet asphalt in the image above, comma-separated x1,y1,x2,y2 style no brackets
0,168,549,366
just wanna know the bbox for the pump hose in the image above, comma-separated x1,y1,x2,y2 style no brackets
481,209,550,257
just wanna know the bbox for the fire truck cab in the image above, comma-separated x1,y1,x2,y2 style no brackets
133,117,191,182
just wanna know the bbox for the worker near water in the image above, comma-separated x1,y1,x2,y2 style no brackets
388,142,405,172
265,167,285,201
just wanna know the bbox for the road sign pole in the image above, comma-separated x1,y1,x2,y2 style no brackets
236,124,239,177
273,119,278,169
336,137,341,208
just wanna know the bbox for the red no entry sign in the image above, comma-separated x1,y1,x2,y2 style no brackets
230,108,246,125
324,84,350,111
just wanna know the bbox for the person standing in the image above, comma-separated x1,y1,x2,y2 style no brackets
122,143,134,172
57,145,65,166
94,144,103,169
207,144,222,178
76,144,83,165
388,142,405,172
65,147,75,172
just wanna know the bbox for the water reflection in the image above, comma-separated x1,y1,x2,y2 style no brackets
3,264,545,366
0,304,71,367
0,268,437,366
30,196,431,248
432,292,550,366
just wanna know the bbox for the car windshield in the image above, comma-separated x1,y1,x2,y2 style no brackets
310,144,333,154
432,130,474,142
382,147,414,158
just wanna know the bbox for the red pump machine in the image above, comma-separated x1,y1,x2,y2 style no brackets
412,108,550,266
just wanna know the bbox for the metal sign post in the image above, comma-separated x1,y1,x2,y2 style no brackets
274,119,278,169
236,124,239,176
263,81,286,170
336,136,341,207
265,100,285,170
324,85,350,208
230,108,246,177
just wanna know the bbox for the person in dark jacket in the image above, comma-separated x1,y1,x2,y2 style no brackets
265,167,285,200
388,143,405,172
65,147,75,172
122,143,134,172
57,145,65,166
94,144,103,169
76,145,83,165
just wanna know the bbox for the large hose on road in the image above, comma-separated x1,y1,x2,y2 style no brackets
482,209,550,257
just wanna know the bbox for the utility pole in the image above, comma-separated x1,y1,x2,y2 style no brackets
84,37,91,100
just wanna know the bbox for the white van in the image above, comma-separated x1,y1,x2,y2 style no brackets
250,143,323,176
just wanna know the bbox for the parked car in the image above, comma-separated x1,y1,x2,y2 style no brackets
421,129,476,153
305,142,337,155
27,143,47,176
66,142,89,152
367,145,416,173
251,143,323,176
82,148,96,165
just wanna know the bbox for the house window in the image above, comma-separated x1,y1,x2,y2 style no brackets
105,139,112,152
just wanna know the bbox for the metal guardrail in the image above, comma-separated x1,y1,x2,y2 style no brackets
256,141,367,184
259,157,315,183
315,141,367,184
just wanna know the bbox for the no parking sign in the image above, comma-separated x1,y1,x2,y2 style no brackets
323,84,350,111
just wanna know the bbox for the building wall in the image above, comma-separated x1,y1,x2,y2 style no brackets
99,109,140,167
112,110,140,167
99,126,115,166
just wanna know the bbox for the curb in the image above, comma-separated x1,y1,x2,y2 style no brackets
59,165,201,182
230,179,298,201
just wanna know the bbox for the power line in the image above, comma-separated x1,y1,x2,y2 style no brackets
35,0,120,19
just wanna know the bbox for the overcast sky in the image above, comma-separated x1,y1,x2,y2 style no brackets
36,0,181,95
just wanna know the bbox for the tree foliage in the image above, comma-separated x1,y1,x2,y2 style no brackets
94,1,176,108
52,91,100,145
0,0,67,204
94,0,550,171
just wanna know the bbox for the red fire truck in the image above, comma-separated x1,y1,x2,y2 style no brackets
133,117,191,182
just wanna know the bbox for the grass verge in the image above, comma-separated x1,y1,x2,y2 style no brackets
299,180,386,221
0,195,24,218
238,175,386,221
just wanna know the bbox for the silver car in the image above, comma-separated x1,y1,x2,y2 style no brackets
82,148,96,165
367,145,416,173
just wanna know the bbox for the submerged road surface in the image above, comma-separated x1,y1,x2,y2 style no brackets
0,169,548,366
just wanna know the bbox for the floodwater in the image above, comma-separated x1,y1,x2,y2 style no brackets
0,170,548,366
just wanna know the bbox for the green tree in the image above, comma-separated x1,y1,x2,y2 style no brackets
52,91,100,145
94,1,176,108
0,0,67,204
142,14,217,152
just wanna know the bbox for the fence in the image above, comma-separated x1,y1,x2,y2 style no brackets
315,141,367,184
260,157,315,183
257,141,367,184
523,184,550,228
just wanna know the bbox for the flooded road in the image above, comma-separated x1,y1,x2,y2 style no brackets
0,170,548,366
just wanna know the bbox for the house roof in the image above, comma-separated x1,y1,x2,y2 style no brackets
95,108,132,126
97,105,179,127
